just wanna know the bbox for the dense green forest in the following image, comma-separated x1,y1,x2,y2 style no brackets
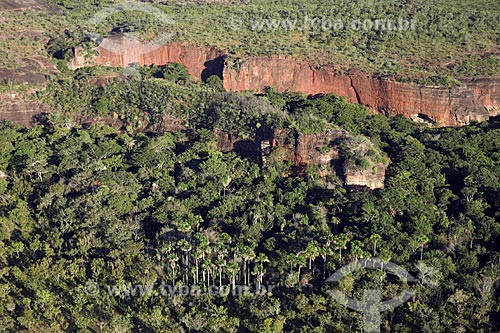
0,65,499,332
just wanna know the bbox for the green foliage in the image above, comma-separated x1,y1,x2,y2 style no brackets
397,75,462,88
454,55,500,77
340,134,388,172
159,63,191,83
203,92,285,137
205,75,225,91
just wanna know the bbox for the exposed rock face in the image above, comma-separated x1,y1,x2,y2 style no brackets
0,56,58,85
76,36,500,127
224,58,490,126
0,0,61,12
344,165,386,190
0,91,51,126
223,57,357,98
460,78,500,117
351,74,490,126
72,35,225,82
339,133,389,189
0,68,46,85
294,131,342,167
216,126,387,189
215,130,259,156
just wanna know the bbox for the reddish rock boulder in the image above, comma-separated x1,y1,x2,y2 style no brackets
0,91,51,126
215,126,387,189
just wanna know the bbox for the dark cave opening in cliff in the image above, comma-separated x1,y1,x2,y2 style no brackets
201,56,226,82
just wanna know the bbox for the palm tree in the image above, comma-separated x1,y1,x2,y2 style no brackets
202,259,214,287
225,262,240,292
176,220,192,237
252,263,266,292
304,240,320,271
221,175,232,197
193,248,203,285
415,234,429,261
195,232,210,262
253,253,269,289
349,240,370,263
177,239,192,283
215,232,231,260
168,253,179,283
215,257,226,287
236,244,256,286
318,245,334,278
334,233,350,263
369,233,382,256
288,253,307,285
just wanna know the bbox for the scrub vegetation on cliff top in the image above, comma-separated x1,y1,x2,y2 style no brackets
2,0,499,85
41,0,500,79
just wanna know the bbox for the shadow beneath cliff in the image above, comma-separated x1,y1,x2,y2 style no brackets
233,140,260,157
32,112,50,126
489,115,500,129
416,113,436,125
201,56,226,82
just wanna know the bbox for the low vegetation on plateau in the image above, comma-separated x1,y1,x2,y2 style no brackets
42,0,500,80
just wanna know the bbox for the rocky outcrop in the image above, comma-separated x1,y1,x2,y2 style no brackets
224,58,490,126
74,36,500,127
223,57,357,98
215,130,259,157
294,131,343,168
0,91,52,126
344,165,386,190
350,74,489,126
216,126,387,189
0,56,58,85
0,0,61,12
339,134,388,189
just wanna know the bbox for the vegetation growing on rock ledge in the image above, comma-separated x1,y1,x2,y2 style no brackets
340,134,388,174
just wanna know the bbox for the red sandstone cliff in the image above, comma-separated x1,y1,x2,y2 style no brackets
73,36,500,127
223,57,490,126
460,78,500,117
72,35,225,82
